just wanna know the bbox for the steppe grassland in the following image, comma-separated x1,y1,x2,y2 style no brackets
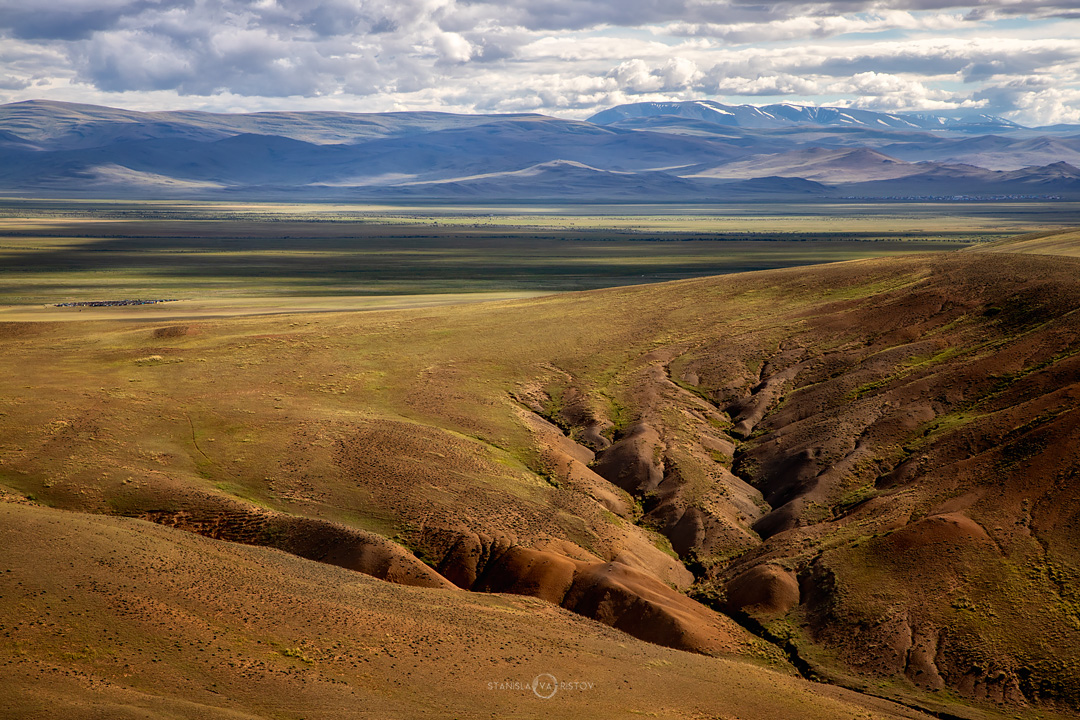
0,200,1059,527
974,228,1080,256
0,255,934,542
1,200,1071,535
0,200,1060,309
5,205,1080,719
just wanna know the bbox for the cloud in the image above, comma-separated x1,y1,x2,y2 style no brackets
0,0,1077,125
434,32,475,63
967,75,1080,123
711,73,822,96
0,74,30,89
663,10,969,44
786,37,1080,80
451,0,692,32
35,0,463,97
1010,86,1080,125
827,71,968,110
452,0,1080,31
3,1,1080,43
609,57,702,93
0,0,180,40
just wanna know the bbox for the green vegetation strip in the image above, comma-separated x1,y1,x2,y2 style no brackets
0,200,1014,304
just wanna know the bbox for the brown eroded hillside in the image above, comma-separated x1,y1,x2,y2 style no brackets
3,230,1080,718
4,501,938,720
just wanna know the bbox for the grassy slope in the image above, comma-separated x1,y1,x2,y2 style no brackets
4,502,938,720
3,228,1080,717
969,228,1080,257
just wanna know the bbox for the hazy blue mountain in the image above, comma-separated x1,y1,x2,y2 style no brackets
346,160,828,200
590,100,918,130
0,110,759,192
0,129,31,149
880,134,1080,170
0,134,353,186
337,118,753,181
680,147,923,183
841,161,1080,198
0,99,541,149
1035,124,1080,134
2,99,1078,201
901,111,1027,132
591,115,924,147
588,100,1031,133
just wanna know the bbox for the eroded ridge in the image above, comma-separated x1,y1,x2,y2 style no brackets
669,254,1080,709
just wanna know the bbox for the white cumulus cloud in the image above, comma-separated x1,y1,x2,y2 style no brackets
0,0,1076,124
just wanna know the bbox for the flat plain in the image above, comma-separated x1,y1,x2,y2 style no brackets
3,199,1071,308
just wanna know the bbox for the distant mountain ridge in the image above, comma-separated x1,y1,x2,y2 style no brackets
0,99,540,148
588,100,1027,133
1,99,1079,201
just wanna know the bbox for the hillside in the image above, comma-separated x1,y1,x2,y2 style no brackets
2,100,1080,200
970,229,1080,257
841,162,1080,198
6,501,936,720
683,147,924,183
4,229,1080,717
0,99,537,147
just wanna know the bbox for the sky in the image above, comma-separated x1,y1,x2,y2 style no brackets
1,1,1079,125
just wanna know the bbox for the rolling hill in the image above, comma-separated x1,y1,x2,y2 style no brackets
0,500,942,720
880,135,1080,171
841,161,1080,198
682,147,925,183
2,99,1080,200
0,98,539,148
5,229,1080,718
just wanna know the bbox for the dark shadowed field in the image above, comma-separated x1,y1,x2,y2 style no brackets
3,199,1071,306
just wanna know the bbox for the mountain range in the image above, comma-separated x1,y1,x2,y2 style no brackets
2,99,1079,201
